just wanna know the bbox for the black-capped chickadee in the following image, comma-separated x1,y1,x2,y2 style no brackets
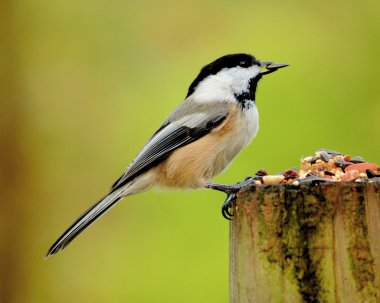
46,53,288,257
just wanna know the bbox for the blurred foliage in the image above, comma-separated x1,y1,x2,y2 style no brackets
1,0,380,302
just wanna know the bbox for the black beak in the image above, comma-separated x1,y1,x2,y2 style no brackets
259,61,289,75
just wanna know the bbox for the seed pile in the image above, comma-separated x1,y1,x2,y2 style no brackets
252,149,380,185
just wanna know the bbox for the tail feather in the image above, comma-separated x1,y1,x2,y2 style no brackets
46,190,123,258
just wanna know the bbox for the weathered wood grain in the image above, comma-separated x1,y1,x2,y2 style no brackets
230,182,380,303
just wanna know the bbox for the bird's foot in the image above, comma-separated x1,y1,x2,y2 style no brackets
221,191,237,220
205,177,253,220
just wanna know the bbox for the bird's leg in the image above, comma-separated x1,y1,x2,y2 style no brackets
205,177,254,220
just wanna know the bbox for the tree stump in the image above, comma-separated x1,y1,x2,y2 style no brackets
230,181,380,303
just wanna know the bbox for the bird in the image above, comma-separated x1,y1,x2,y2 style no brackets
46,53,288,257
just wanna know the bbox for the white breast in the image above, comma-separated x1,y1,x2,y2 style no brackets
212,102,259,176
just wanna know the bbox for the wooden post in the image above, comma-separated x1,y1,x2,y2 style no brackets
230,181,380,303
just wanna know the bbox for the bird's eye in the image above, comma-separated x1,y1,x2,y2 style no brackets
239,61,249,67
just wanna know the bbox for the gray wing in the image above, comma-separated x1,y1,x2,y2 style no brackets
45,101,229,257
110,101,229,192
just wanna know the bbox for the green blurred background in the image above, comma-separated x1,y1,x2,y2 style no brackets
1,0,379,302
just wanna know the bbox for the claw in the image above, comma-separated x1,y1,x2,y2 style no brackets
224,206,233,217
221,192,237,220
222,208,233,220
205,178,254,220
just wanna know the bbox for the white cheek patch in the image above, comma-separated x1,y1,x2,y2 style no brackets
191,65,261,104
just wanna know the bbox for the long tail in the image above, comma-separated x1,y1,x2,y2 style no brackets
45,189,123,258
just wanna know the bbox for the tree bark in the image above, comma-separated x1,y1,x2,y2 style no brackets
230,181,380,303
